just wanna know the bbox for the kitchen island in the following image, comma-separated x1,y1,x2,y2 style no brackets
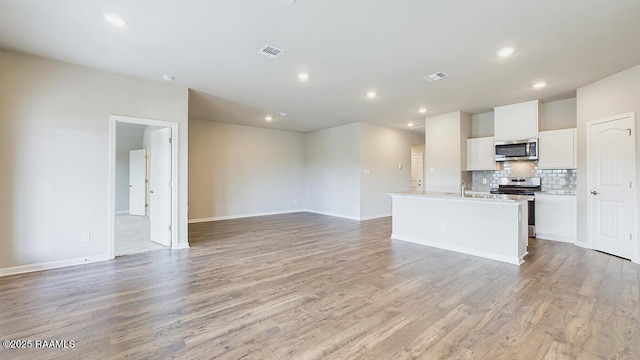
388,191,530,265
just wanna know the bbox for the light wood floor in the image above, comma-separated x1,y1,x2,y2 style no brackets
1,213,639,360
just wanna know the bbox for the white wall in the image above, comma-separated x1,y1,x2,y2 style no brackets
471,112,495,138
576,64,640,260
142,125,164,151
411,144,425,155
470,98,577,138
424,111,471,192
360,123,413,218
541,98,577,130
304,123,361,219
115,126,145,213
459,112,471,174
188,121,411,222
188,120,305,220
0,49,188,271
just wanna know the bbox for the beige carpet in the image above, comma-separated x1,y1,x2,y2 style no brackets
115,214,168,256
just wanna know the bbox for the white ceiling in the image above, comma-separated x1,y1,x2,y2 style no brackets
1,0,640,133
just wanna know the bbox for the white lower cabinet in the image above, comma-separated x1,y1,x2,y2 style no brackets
535,194,576,243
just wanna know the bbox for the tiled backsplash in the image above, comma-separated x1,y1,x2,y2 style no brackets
471,162,577,192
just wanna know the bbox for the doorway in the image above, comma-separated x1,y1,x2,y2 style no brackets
411,144,425,191
411,153,424,191
109,116,179,259
587,113,637,260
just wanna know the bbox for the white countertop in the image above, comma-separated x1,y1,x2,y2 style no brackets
388,190,531,203
536,190,577,196
468,189,577,196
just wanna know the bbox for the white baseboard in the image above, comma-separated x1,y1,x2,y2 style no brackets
303,209,361,221
574,241,591,249
115,210,129,215
359,213,391,221
574,241,639,264
188,209,306,223
0,254,111,278
535,233,576,244
172,243,190,250
305,210,390,221
189,209,391,223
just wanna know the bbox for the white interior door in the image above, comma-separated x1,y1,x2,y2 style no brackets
150,128,172,247
129,149,146,216
588,114,636,259
411,153,424,191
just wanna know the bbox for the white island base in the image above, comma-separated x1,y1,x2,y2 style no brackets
389,192,529,265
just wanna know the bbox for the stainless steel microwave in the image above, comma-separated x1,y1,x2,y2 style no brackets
495,138,538,161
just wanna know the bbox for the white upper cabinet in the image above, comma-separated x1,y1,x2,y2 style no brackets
538,128,577,169
494,100,540,141
467,137,496,171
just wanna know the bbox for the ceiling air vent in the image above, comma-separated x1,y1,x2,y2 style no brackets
422,71,449,82
258,44,285,58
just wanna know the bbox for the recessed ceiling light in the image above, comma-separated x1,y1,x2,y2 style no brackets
408,123,414,127
418,108,427,114
277,112,288,117
366,91,377,99
162,75,174,82
533,81,547,89
297,73,309,81
497,47,515,57
265,115,273,122
104,13,127,28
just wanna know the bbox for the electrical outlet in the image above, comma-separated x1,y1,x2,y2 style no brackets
482,178,488,185
82,232,91,243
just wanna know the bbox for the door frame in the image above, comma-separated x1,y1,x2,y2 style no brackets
108,115,179,259
586,112,638,263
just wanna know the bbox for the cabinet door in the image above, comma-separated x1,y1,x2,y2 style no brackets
467,137,496,171
494,100,540,141
535,194,576,243
538,128,576,169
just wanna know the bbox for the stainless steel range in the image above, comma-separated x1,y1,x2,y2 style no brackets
490,177,540,237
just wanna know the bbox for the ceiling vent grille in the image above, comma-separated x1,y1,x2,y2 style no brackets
422,71,449,82
258,45,285,58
